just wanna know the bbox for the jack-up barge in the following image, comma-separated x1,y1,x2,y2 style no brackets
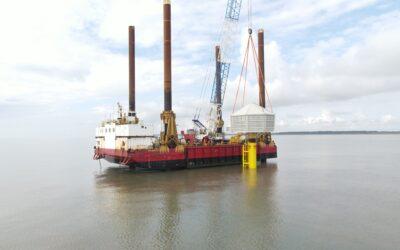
94,0,277,170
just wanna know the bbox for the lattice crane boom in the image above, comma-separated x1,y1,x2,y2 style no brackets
193,0,243,135
210,0,243,105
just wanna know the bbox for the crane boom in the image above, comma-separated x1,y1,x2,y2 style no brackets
210,0,243,105
193,0,243,135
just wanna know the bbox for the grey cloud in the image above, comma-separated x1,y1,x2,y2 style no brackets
267,11,400,108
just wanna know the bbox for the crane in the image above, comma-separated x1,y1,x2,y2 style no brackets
193,0,243,136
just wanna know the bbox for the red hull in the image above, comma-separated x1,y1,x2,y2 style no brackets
94,144,277,170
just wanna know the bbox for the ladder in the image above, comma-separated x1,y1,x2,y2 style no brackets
242,142,257,169
242,143,249,168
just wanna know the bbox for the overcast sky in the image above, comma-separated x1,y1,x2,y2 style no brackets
0,0,399,138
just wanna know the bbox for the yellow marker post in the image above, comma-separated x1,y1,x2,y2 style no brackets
242,142,257,169
248,142,257,169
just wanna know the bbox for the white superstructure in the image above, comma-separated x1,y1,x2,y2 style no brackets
95,105,156,150
230,103,275,133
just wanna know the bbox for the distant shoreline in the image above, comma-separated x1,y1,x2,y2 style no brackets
273,131,400,135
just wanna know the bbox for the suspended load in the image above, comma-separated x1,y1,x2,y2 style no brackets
230,103,275,133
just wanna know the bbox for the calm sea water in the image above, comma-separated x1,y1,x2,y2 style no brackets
0,135,399,249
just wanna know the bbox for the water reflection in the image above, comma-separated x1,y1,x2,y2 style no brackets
243,168,258,189
94,163,279,248
242,162,278,190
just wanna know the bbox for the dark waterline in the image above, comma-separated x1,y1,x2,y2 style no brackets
1,135,399,249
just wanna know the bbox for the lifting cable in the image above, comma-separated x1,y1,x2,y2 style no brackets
232,0,273,113
233,37,250,112
193,16,226,121
249,37,273,113
194,54,213,120
242,40,250,107
248,0,253,29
